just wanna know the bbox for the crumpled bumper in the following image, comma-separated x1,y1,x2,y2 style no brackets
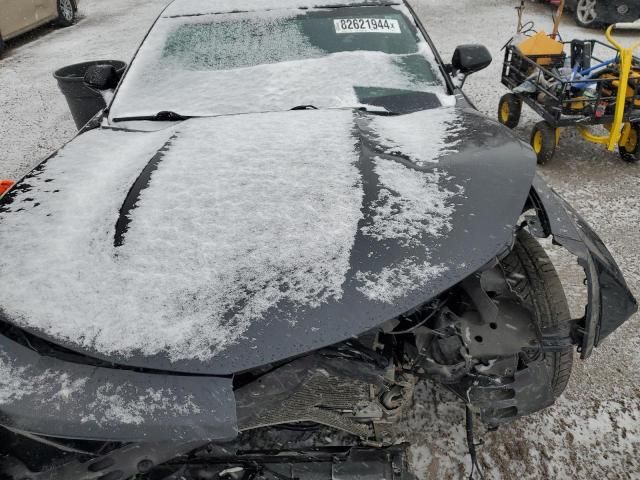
529,175,637,358
0,332,237,442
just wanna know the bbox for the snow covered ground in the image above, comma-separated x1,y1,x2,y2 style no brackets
0,0,638,478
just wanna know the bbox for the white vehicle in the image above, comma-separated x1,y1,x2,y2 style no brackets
0,0,78,54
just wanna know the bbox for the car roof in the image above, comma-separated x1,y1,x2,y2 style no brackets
163,0,404,17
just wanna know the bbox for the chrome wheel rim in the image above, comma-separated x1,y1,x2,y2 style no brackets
59,0,74,21
576,0,597,24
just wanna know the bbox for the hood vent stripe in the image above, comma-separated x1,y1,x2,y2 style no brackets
114,135,176,247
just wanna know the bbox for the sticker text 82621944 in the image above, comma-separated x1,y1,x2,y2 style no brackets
334,18,401,34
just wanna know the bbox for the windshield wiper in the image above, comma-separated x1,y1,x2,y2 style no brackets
290,105,399,116
290,105,319,110
355,106,400,116
112,110,194,122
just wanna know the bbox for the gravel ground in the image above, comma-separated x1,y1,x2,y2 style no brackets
0,1,638,479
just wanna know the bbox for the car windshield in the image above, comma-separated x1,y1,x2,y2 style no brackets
109,5,449,120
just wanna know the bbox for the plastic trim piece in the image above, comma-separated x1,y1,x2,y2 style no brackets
528,174,637,358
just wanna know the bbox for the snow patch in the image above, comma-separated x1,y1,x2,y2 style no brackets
355,143,462,303
0,354,87,406
81,384,201,426
356,258,447,303
362,156,461,247
1,354,202,426
0,111,362,361
370,107,463,165
0,354,35,405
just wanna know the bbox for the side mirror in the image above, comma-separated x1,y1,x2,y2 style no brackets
84,64,119,90
451,44,492,86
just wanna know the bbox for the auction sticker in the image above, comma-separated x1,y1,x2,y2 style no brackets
334,18,401,34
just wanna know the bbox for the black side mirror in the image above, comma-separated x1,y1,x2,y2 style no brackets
84,64,119,90
451,44,492,83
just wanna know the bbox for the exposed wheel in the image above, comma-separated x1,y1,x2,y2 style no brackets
530,121,557,164
574,0,599,28
501,229,573,399
498,93,522,129
56,0,76,27
619,124,639,163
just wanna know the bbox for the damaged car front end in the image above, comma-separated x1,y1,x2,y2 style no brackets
0,190,634,479
0,0,636,478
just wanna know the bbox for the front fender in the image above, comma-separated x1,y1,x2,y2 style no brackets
526,175,637,358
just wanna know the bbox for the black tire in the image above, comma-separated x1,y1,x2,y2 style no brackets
0,34,5,58
574,0,599,28
501,229,573,399
56,0,76,27
530,121,557,165
619,124,639,163
498,93,522,129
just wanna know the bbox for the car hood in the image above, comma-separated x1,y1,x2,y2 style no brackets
0,108,536,374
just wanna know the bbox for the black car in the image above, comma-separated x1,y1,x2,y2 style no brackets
0,0,636,478
570,0,640,28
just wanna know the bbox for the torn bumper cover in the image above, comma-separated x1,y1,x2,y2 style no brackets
529,175,637,358
0,333,237,442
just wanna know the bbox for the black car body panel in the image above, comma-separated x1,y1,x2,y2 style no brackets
0,107,537,375
0,333,237,442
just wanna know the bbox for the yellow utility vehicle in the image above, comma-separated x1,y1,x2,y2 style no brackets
499,1,640,163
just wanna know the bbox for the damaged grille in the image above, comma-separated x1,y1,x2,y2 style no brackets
235,356,411,443
238,371,375,438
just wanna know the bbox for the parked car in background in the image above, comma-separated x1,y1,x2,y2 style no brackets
550,0,640,28
0,0,78,55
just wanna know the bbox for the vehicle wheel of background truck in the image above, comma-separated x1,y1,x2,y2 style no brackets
498,93,522,129
619,123,639,163
502,229,574,398
531,121,557,164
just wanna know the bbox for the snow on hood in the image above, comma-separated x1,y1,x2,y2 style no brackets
0,108,465,362
163,0,402,17
361,159,456,245
355,258,447,304
369,108,463,166
0,111,363,361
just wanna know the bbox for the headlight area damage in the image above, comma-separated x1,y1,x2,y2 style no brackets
0,175,635,480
